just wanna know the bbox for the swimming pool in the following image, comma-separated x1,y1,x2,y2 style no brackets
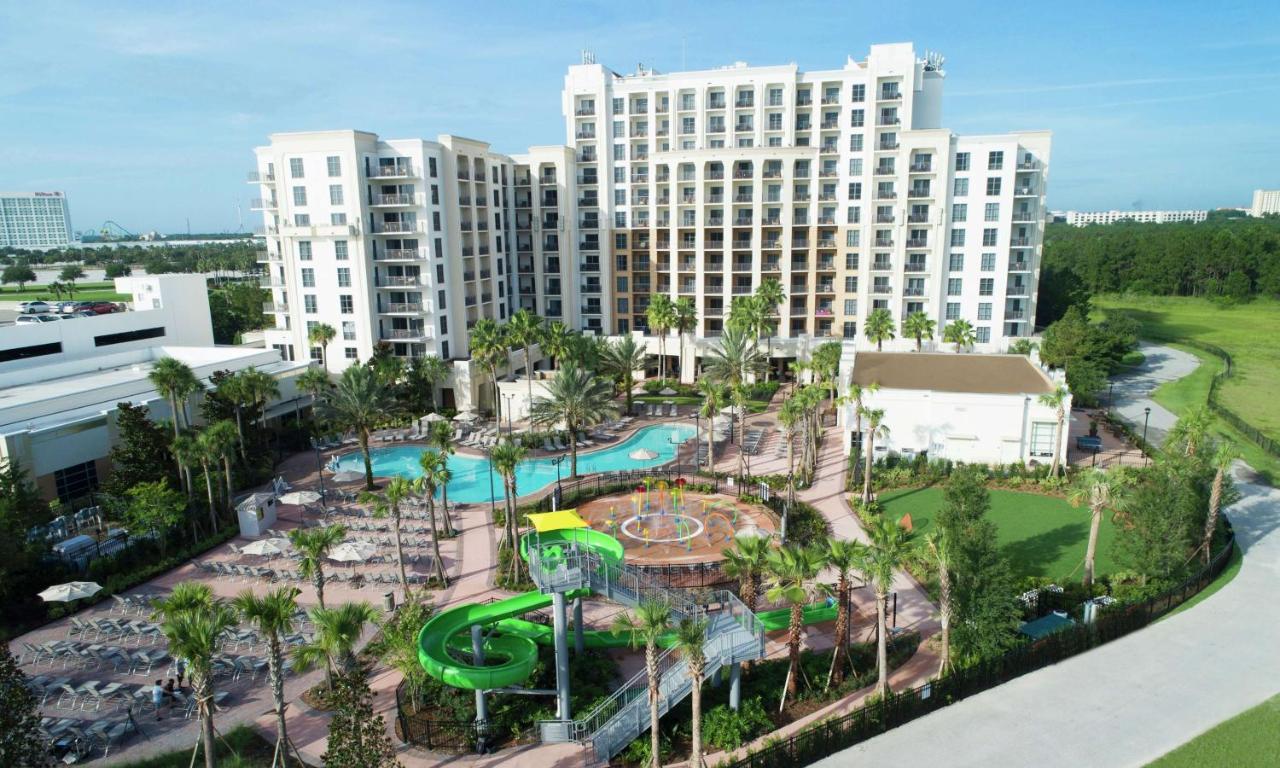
329,423,697,504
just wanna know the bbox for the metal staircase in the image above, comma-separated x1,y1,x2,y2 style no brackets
528,543,765,761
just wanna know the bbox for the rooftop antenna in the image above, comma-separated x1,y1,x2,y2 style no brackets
581,49,595,65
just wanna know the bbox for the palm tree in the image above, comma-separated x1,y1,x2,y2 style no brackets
864,308,896,351
320,365,397,490
825,537,866,688
414,452,451,586
204,420,239,515
943,319,976,353
722,534,772,613
842,380,880,487
507,309,543,416
673,616,709,768
860,408,888,505
490,439,528,583
646,293,676,381
778,399,802,510
308,323,337,369
673,297,698,380
1202,440,1239,564
732,384,751,480
288,524,347,610
427,421,458,536
1169,406,1214,458
902,311,936,352
412,354,451,410
233,587,301,768
541,321,572,370
918,531,954,675
859,515,912,698
173,434,218,533
361,477,414,597
156,593,238,768
697,378,723,470
296,367,332,404
469,318,509,426
755,279,786,380
727,295,765,356
151,581,215,622
149,357,202,489
703,325,766,389
238,368,281,430
601,335,647,415
529,362,617,477
1038,385,1070,477
1067,469,1131,589
293,601,380,690
612,599,672,768
765,544,829,708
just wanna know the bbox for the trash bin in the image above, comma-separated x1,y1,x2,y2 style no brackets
383,592,395,612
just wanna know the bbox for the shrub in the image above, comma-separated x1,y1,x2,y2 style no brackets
702,699,774,751
1120,350,1145,367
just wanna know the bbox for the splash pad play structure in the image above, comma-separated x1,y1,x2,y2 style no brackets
416,509,835,760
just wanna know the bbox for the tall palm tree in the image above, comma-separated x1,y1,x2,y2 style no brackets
308,323,337,369
296,367,332,416
755,279,786,380
1169,406,1214,458
173,434,218,533
529,363,617,477
1067,468,1131,589
779,398,802,510
412,354,451,410
541,320,572,370
917,531,954,675
722,534,772,613
841,380,880,486
727,295,765,356
765,544,829,708
732,384,751,480
825,537,866,688
612,599,672,768
864,308,896,351
149,357,202,490
238,368,281,430
469,318,509,427
601,335,647,415
1202,440,1239,564
674,616,709,768
156,594,238,768
697,378,724,470
414,452,451,586
233,587,301,768
320,365,397,490
361,477,414,597
288,524,347,610
943,319,976,353
215,373,250,462
703,325,766,389
292,602,380,690
673,297,698,380
860,408,889,505
646,293,676,381
490,439,528,583
902,311,936,352
427,421,457,536
859,515,912,698
507,309,543,416
204,420,239,515
1037,385,1069,477
151,581,215,622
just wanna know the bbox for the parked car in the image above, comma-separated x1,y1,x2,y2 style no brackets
82,301,121,315
15,313,60,325
18,300,51,314
55,300,88,314
67,310,97,318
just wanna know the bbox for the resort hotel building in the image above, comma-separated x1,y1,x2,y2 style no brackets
250,42,1050,407
0,191,74,248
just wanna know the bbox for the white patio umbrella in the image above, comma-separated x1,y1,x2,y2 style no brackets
330,470,364,484
329,541,378,563
39,581,102,603
659,387,678,396
454,412,479,423
241,538,290,557
629,448,659,461
720,405,742,417
278,491,322,506
422,412,447,423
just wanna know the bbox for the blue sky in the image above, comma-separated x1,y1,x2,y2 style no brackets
2,0,1278,233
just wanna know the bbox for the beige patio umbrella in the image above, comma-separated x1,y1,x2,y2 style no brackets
278,490,322,506
39,581,103,602
241,538,290,557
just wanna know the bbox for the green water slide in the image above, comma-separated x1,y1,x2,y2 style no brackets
417,526,837,691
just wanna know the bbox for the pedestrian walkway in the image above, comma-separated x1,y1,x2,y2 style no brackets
1109,342,1201,447
815,462,1280,768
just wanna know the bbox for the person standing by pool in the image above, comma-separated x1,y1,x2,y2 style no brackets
152,679,166,719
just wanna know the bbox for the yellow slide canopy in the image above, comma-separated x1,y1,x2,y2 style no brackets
526,509,589,533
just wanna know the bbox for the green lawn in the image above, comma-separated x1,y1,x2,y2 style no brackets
0,281,130,303
1146,692,1280,767
116,724,295,767
878,487,1115,581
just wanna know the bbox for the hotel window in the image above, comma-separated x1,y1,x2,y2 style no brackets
949,253,964,271
850,83,865,102
336,267,350,287
847,182,862,200
303,295,317,314
430,185,439,204
846,207,861,224
845,253,859,269
844,276,857,292
334,240,348,260
946,302,960,320
292,186,307,206
326,156,341,177
987,151,1004,170
339,295,353,313
342,321,355,340
298,241,312,260
848,158,863,175
850,109,864,128
300,268,315,287
979,278,994,296
950,229,965,247
845,230,860,247
294,213,309,226
955,152,970,172
428,157,437,177
767,137,782,147
612,97,624,114
682,116,696,134
344,347,358,360
329,185,343,205
981,252,996,271
982,228,998,246
844,299,857,314
289,158,304,178
947,278,962,296
953,178,968,197
976,326,991,343
849,134,863,152
1030,422,1056,457
309,345,322,362
330,213,347,225
978,302,992,321
54,460,99,503
614,189,626,205
951,203,967,222
986,177,1002,196
984,202,1000,221
612,144,625,160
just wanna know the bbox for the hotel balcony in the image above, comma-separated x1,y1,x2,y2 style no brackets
263,302,289,313
381,302,427,314
383,327,435,341
246,171,276,183
250,198,277,211
369,164,415,179
377,275,422,288
374,221,420,235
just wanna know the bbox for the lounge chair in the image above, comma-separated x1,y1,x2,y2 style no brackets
668,403,678,417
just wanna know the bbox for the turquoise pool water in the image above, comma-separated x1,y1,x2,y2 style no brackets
330,423,697,504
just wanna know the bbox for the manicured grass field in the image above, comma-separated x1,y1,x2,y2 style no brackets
0,281,130,303
1146,692,1280,767
878,486,1115,581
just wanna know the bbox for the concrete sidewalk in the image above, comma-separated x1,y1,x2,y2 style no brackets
1109,342,1201,447
816,462,1280,768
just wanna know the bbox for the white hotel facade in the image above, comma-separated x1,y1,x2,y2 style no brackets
251,44,1050,400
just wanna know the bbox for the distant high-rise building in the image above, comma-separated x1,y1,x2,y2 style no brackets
1060,209,1208,226
0,192,73,248
1250,189,1280,217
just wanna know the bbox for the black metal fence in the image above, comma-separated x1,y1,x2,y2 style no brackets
395,682,492,753
720,523,1237,768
